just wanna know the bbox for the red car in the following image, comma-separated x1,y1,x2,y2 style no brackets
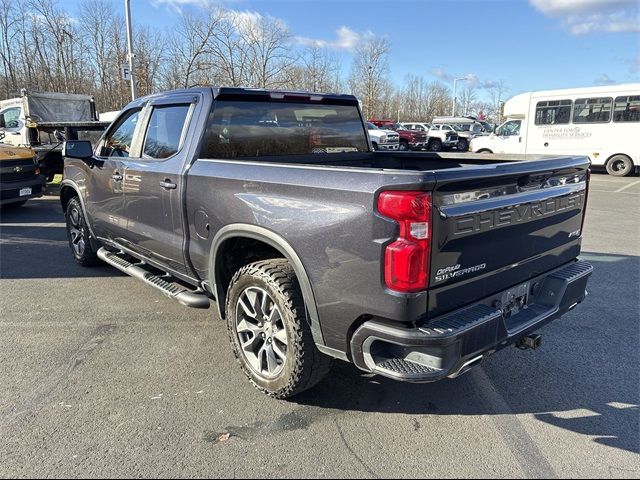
368,119,428,151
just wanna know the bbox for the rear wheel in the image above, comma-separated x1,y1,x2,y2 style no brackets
428,139,442,152
606,154,634,177
226,259,332,399
65,197,99,266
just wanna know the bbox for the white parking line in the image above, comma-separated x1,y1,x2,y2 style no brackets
0,222,66,228
590,189,640,195
615,180,640,193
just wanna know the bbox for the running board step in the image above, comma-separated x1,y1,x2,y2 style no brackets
97,247,210,309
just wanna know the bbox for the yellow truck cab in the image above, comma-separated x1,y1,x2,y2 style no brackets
0,143,45,207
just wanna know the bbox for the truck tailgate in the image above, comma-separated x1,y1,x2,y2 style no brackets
428,157,590,318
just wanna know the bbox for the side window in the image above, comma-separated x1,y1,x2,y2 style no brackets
142,104,191,159
431,125,440,130
497,120,521,136
100,109,141,157
1,107,21,129
573,97,612,123
535,99,572,125
613,95,640,123
472,124,482,133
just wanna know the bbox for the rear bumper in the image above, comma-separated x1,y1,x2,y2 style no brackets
350,260,593,382
0,175,46,205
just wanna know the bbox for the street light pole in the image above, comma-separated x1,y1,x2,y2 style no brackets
452,77,467,117
125,0,137,100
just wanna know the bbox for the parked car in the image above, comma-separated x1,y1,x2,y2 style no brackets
0,89,110,181
431,116,493,151
400,122,458,152
0,143,45,207
60,87,593,399
366,122,399,150
369,119,428,151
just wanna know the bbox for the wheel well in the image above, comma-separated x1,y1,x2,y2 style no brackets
215,237,285,316
60,185,78,211
477,149,493,154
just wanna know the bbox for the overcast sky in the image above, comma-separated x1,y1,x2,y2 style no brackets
70,0,640,100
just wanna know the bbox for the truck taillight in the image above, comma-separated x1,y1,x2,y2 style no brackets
377,191,432,293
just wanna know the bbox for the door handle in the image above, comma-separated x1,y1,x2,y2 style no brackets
111,172,123,181
159,180,177,190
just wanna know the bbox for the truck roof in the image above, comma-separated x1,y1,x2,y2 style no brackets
126,87,360,107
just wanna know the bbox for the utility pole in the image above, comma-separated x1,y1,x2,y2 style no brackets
452,77,467,117
125,0,137,100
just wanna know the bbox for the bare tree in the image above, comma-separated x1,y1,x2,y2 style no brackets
488,80,509,122
241,14,293,88
348,37,391,119
459,84,477,116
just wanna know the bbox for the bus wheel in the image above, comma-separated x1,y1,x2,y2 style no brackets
606,155,634,177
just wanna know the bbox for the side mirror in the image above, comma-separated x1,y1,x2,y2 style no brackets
63,140,94,160
0,113,5,129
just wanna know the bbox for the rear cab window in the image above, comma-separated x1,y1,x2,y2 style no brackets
201,101,369,158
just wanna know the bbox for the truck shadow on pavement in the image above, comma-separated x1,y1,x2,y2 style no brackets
0,198,123,279
295,251,640,455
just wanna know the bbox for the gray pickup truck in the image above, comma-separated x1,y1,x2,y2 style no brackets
60,87,593,398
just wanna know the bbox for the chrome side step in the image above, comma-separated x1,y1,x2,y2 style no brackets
97,247,210,309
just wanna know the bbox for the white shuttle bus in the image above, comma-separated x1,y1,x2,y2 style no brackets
470,84,640,176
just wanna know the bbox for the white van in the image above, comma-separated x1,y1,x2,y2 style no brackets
470,84,640,176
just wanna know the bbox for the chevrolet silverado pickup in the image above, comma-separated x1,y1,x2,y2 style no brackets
60,87,593,399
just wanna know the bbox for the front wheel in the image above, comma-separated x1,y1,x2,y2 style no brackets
428,139,442,152
457,139,468,151
606,155,634,177
65,197,99,266
398,141,410,151
226,259,332,399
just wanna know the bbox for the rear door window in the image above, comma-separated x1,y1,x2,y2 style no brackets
142,104,191,159
201,101,369,158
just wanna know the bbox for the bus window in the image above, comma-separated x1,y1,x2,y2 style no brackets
535,99,572,125
613,95,640,122
573,97,612,123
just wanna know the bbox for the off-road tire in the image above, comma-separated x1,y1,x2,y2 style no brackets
225,259,332,399
65,196,100,266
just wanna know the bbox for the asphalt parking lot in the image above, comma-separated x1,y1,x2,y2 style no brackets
0,173,638,478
